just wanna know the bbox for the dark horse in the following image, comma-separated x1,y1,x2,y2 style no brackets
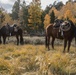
45,19,76,52
0,23,24,45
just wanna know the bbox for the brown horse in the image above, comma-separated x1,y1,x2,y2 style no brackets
45,19,76,52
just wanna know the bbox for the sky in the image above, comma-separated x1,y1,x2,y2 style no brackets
0,0,68,13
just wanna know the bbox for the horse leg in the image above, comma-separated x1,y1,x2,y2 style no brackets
0,36,2,44
67,40,72,52
63,39,67,53
20,34,24,45
47,36,50,50
7,36,9,40
3,36,6,44
16,35,19,45
75,37,76,45
51,37,55,49
45,35,48,48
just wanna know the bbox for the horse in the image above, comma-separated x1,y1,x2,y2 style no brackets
0,23,24,45
45,19,76,52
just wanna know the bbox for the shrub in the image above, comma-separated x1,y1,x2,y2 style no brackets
24,36,45,45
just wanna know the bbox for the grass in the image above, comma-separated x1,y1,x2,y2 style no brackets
0,43,76,75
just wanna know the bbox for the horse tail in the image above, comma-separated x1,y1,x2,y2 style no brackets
0,34,2,44
45,34,48,48
45,28,48,48
74,27,76,45
75,37,76,45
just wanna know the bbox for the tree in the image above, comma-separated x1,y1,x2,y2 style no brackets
49,7,59,18
64,10,72,19
50,10,55,23
2,12,13,25
0,8,5,25
55,1,64,10
19,1,29,31
64,10,76,23
28,1,42,32
74,0,76,2
44,5,52,14
44,14,50,28
40,11,46,31
11,0,20,20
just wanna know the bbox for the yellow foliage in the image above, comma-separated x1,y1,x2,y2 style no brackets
64,9,75,23
2,12,13,25
49,7,59,17
44,14,50,28
28,2,42,29
49,2,76,24
64,10,73,19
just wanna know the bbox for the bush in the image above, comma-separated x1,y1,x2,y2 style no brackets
24,36,45,45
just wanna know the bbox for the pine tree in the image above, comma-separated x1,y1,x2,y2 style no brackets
0,8,5,25
11,0,20,20
19,1,29,31
50,10,55,23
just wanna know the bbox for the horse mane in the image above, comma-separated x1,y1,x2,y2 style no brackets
68,20,76,38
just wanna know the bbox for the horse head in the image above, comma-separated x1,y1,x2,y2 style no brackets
13,24,18,32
